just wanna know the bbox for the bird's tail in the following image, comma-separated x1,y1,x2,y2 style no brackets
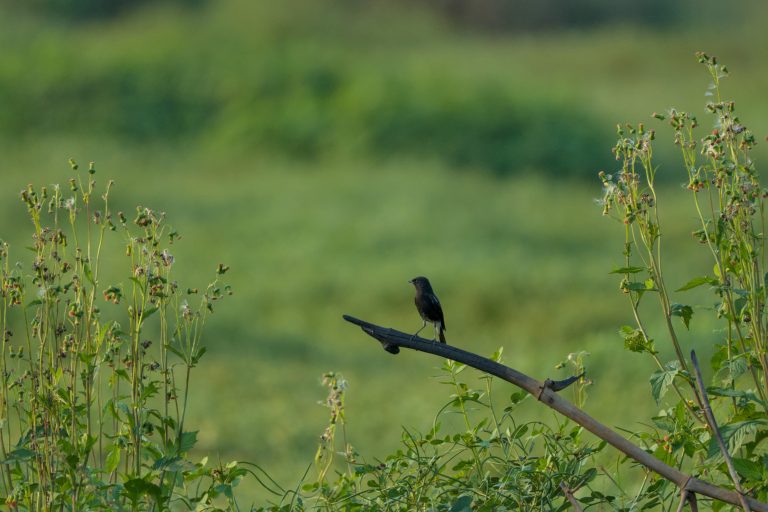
439,324,446,344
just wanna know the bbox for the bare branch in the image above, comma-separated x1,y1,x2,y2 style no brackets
676,489,699,512
690,350,752,512
675,490,689,512
559,481,584,512
689,493,699,512
343,315,768,512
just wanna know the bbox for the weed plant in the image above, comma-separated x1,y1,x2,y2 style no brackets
254,355,603,512
0,163,265,510
599,52,768,506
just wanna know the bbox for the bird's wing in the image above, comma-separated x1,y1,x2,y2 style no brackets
429,294,445,326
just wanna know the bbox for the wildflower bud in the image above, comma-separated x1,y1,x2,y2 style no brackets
68,158,78,171
88,161,95,175
652,112,665,120
160,249,174,267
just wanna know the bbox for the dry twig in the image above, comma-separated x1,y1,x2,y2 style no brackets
690,350,751,512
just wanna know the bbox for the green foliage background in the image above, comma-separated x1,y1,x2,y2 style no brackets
1,0,768,503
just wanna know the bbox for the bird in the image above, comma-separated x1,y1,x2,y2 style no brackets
409,276,447,343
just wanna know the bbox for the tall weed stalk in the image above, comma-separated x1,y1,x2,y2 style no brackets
0,163,251,510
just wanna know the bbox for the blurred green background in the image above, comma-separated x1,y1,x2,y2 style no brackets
2,0,768,503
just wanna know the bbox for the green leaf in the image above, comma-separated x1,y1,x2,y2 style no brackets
142,306,159,320
123,477,161,503
650,361,681,405
114,368,130,381
676,276,717,292
610,266,645,274
152,455,187,471
166,344,186,361
78,351,98,365
734,296,748,320
652,416,676,432
707,419,768,459
449,496,473,512
1,448,35,464
83,263,96,286
97,321,115,344
670,303,693,329
715,356,749,386
192,346,207,364
732,457,764,482
105,445,121,473
25,299,42,310
707,386,767,408
116,402,131,418
140,381,160,401
179,431,198,453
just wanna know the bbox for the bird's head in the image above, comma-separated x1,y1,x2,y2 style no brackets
409,276,431,290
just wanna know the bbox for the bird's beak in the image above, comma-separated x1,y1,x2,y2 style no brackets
407,279,413,284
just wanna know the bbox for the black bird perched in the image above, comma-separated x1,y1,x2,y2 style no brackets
409,276,447,343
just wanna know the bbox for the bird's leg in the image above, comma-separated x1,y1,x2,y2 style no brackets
432,322,439,343
410,320,427,341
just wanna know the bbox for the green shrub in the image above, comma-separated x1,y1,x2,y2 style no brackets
0,50,610,178
0,0,203,21
256,360,604,511
411,0,685,31
364,84,609,177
